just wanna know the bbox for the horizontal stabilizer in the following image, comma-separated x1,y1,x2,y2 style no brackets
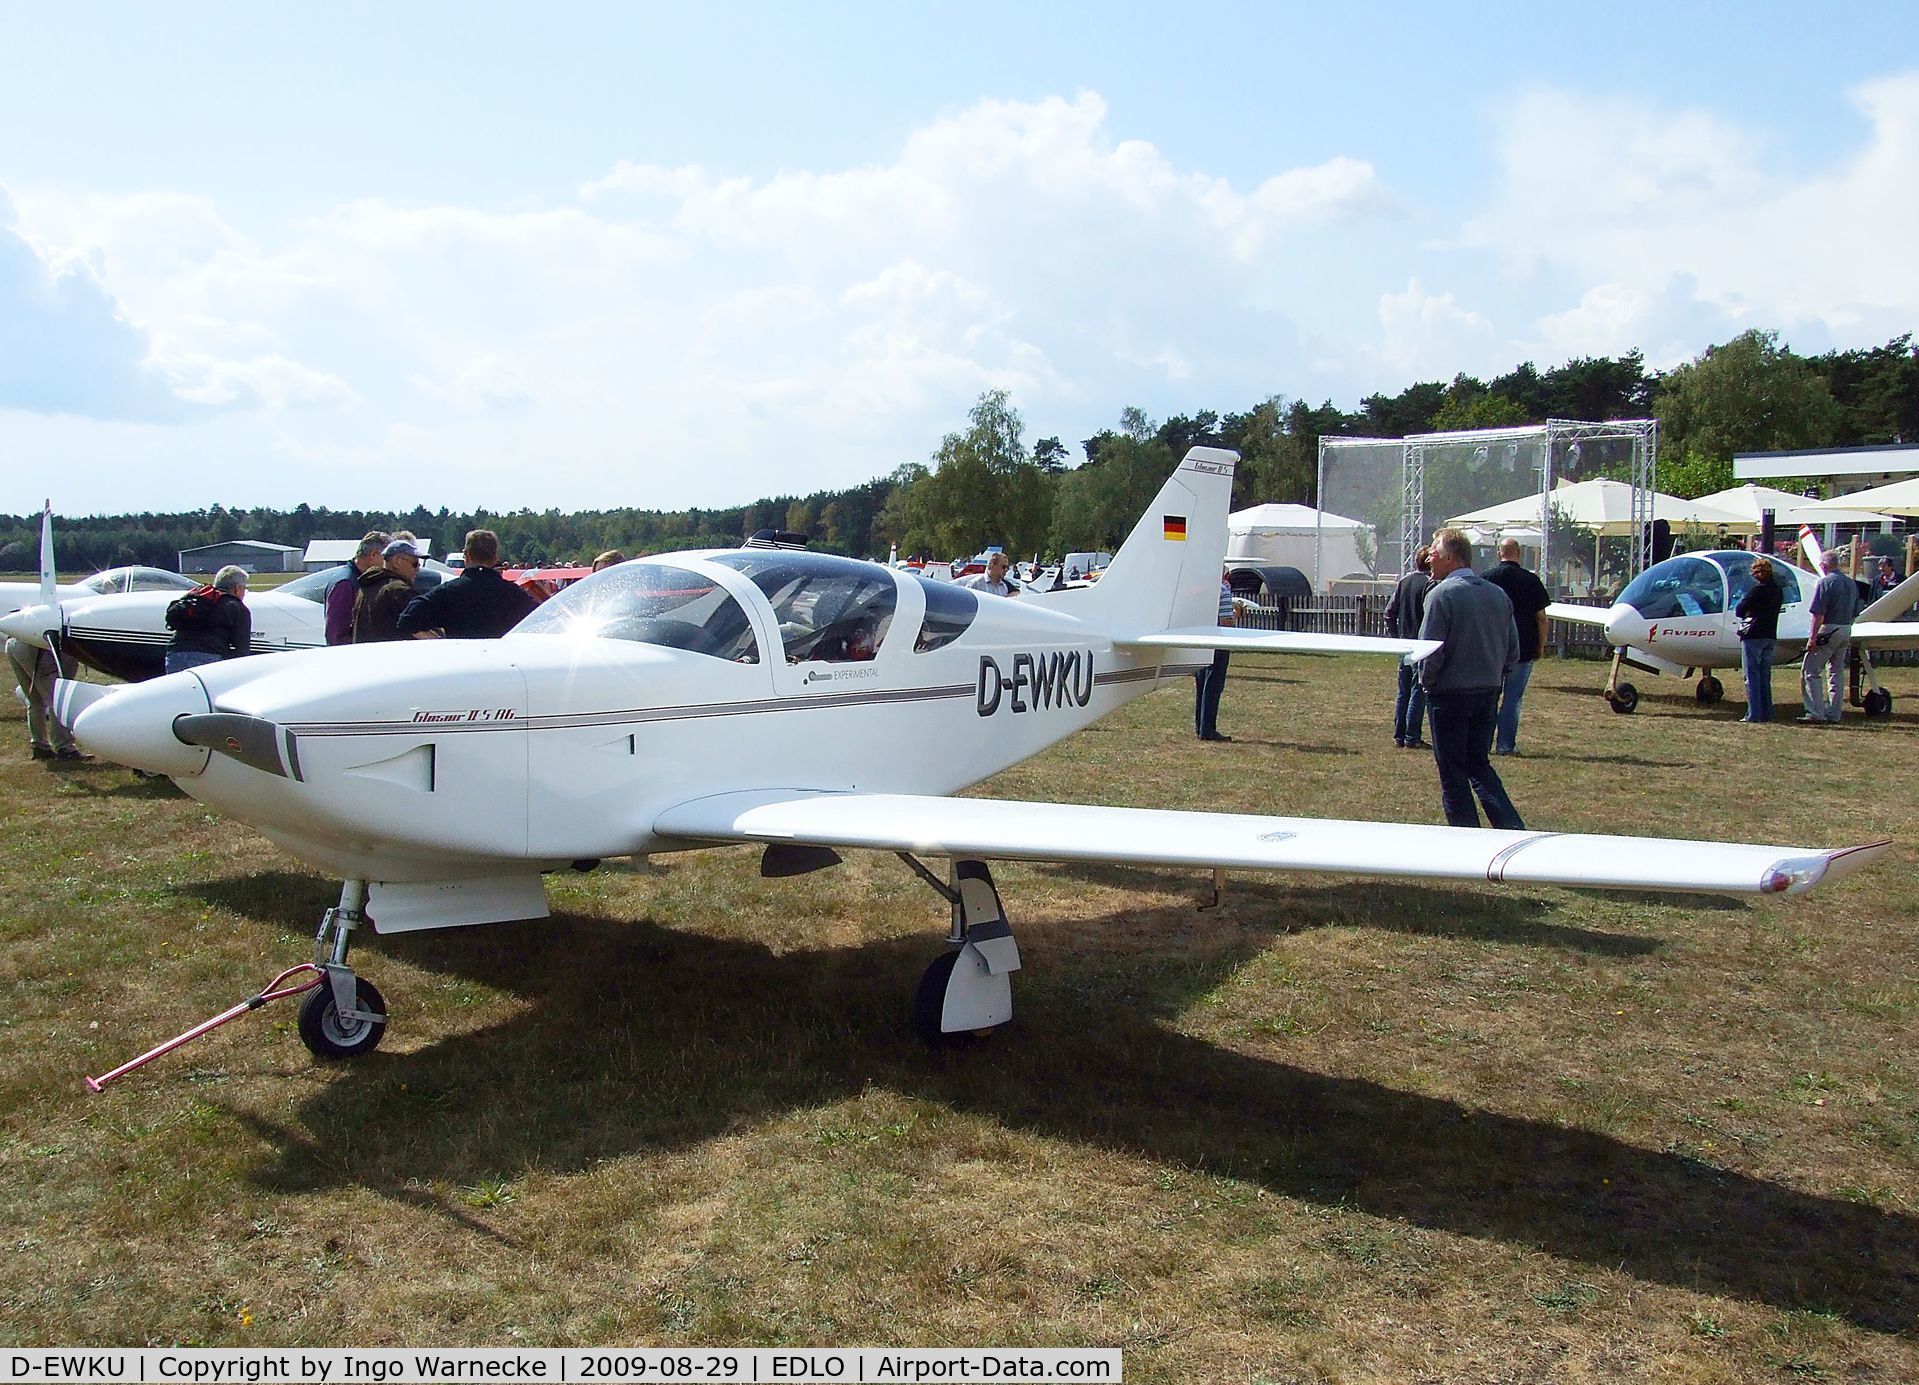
656,790,1886,899
51,677,117,729
1117,628,1439,660
1545,602,1609,628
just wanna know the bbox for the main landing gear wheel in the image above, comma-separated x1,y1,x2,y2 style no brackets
1607,682,1639,714
913,951,971,1049
297,975,386,1060
1864,688,1893,718
899,856,1020,1048
1695,675,1724,705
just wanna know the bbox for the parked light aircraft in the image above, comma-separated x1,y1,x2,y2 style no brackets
1546,541,1919,715
1,502,197,619
0,557,459,682
58,450,1887,1064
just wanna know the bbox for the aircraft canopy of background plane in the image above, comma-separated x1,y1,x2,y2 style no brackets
1,564,197,617
0,558,459,683
1614,550,1805,620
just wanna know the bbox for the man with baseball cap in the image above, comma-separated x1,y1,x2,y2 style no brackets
352,535,423,643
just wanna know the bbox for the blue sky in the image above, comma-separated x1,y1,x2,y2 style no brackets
3,2,1917,517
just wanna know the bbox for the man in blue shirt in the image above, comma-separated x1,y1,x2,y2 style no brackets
1418,529,1524,829
1800,551,1861,723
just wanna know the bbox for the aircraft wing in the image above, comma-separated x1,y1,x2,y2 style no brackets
1116,628,1440,659
653,790,1887,898
1545,602,1609,628
1860,570,1919,622
1848,621,1919,651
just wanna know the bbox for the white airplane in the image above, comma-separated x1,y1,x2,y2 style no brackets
1547,536,1919,715
0,555,460,682
1,502,198,619
58,450,1887,1066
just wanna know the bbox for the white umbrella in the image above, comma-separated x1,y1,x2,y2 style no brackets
1447,477,1754,537
1693,482,1887,527
1799,476,1919,518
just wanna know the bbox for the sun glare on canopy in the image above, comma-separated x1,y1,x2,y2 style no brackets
514,562,761,661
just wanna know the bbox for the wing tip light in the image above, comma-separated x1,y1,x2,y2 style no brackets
1764,839,1892,895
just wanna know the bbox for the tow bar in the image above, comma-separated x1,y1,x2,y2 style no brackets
85,963,324,1092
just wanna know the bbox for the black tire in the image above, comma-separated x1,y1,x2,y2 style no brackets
912,950,963,1048
298,976,387,1060
1864,688,1893,718
1608,682,1639,714
1696,675,1723,705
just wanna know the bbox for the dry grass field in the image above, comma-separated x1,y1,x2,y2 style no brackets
2,652,1916,1381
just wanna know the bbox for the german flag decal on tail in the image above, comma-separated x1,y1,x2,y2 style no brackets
1162,515,1187,541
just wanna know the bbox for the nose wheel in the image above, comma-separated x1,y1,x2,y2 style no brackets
301,880,387,1061
298,975,387,1059
1606,682,1639,714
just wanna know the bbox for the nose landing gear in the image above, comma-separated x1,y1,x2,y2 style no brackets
301,880,387,1060
1603,648,1639,714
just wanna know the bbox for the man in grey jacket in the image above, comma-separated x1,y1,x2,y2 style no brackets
1418,528,1525,829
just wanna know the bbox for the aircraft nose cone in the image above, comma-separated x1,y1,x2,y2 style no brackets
1602,604,1646,648
0,603,55,647
72,671,213,778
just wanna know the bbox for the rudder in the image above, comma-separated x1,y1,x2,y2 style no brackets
1030,447,1237,633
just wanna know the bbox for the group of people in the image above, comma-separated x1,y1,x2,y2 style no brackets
1389,536,1549,756
1395,530,1536,830
320,528,539,648
13,528,543,764
1736,548,1862,724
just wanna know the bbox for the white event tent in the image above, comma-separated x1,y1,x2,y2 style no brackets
1226,503,1372,585
1447,477,1753,537
1693,483,1888,527
1800,476,1919,518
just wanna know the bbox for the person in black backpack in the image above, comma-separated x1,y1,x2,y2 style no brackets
165,565,252,674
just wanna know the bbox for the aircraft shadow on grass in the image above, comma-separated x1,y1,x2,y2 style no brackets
179,875,1916,1334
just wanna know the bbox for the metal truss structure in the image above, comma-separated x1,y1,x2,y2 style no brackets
1317,419,1659,591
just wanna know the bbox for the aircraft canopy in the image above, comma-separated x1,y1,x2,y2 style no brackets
1617,551,1804,620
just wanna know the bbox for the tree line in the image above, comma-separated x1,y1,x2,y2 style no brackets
4,329,1914,574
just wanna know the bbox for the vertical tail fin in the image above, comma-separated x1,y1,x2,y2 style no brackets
1797,523,1823,573
1030,447,1237,632
38,500,56,605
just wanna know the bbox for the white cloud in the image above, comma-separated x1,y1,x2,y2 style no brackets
0,190,183,421
1469,73,1919,352
15,64,1919,517
6,92,1399,509
1376,277,1493,378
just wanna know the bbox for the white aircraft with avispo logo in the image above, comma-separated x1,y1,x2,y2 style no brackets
60,451,1888,1068
1546,530,1919,715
